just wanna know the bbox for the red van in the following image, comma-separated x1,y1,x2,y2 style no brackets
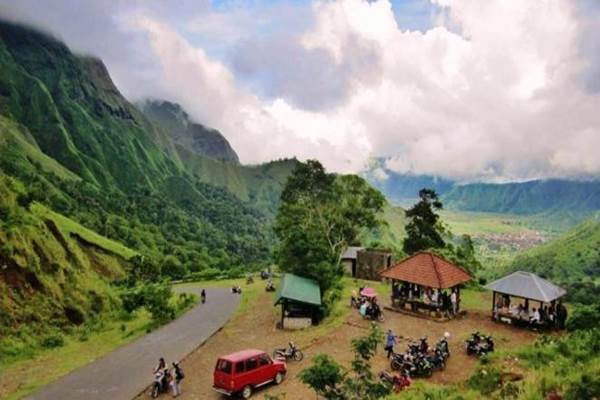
213,349,286,399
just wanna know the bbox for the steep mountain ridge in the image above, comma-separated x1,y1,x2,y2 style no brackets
140,99,239,163
0,20,272,334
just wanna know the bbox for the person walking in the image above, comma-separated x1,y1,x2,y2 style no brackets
201,289,206,304
384,329,397,358
171,361,184,397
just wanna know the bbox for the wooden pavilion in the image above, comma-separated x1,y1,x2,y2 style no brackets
485,271,567,329
380,251,472,319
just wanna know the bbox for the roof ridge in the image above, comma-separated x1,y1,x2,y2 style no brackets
531,274,546,302
430,252,443,288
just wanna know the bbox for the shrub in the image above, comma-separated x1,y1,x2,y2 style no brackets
40,333,65,349
566,304,600,332
468,366,501,394
564,372,600,400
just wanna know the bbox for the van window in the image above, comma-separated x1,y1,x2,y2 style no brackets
259,354,270,366
216,359,232,374
236,361,246,374
246,357,258,371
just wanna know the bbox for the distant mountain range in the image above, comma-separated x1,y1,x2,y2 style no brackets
365,162,600,217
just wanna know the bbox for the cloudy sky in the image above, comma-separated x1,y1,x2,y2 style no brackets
1,0,600,182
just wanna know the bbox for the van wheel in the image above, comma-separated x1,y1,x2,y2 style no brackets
275,372,284,385
241,385,253,399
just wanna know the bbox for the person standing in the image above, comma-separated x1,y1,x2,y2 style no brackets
201,289,206,304
171,361,184,397
385,329,397,358
450,289,458,316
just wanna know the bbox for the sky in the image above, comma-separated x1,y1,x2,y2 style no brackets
1,0,600,182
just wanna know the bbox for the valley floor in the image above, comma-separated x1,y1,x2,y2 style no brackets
136,281,537,400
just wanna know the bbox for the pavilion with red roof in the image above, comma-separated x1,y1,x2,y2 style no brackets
380,251,472,318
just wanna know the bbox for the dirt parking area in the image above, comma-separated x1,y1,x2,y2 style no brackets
137,285,537,400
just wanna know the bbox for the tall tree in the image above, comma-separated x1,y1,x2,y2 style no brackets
403,188,445,254
274,160,385,294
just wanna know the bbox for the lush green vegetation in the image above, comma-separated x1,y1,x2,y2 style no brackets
443,179,600,216
274,160,385,312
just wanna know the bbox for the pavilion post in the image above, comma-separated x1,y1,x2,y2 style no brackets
492,291,496,319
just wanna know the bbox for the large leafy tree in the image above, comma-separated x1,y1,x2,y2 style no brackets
274,160,385,294
403,188,445,255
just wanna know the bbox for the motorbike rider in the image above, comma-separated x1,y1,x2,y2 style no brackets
419,336,429,354
154,357,169,392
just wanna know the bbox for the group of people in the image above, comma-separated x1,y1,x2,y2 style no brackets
392,282,460,316
351,287,383,321
154,357,185,397
494,296,568,329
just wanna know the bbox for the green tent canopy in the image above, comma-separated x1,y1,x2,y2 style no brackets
274,273,322,307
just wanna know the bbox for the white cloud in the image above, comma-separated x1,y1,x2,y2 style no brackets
3,0,600,181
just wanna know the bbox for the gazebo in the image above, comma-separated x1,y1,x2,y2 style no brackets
380,251,472,319
274,273,322,330
485,271,567,329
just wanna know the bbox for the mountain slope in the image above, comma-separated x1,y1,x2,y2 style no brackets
0,174,131,338
444,179,600,215
140,98,298,216
140,99,239,163
0,20,274,336
506,214,600,283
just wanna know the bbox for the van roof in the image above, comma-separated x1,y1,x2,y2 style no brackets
219,349,265,362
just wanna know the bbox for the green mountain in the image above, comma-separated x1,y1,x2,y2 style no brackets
444,179,600,216
140,99,240,163
506,215,600,284
139,98,298,216
0,20,276,336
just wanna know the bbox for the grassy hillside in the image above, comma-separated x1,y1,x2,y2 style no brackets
0,174,130,344
506,215,600,283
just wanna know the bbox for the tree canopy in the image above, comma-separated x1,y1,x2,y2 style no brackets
274,160,385,294
403,188,446,254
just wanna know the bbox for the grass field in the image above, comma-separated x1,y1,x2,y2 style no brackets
31,203,138,260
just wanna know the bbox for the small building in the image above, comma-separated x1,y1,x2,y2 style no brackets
380,251,472,319
341,246,364,277
485,271,567,329
341,247,392,280
274,273,322,330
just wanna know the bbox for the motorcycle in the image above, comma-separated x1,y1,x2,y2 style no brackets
390,352,410,371
151,370,169,398
404,356,433,378
426,349,446,371
466,333,494,357
379,370,411,392
265,280,276,292
273,341,304,361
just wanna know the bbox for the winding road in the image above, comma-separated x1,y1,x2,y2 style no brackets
27,287,239,400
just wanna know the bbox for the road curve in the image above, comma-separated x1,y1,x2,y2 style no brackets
27,287,239,400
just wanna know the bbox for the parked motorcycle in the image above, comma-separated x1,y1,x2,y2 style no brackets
426,349,446,371
436,337,450,359
265,280,276,292
404,356,433,378
273,341,304,362
151,369,169,398
466,332,494,357
379,370,411,392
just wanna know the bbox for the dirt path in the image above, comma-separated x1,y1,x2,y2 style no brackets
152,289,537,400
27,287,239,400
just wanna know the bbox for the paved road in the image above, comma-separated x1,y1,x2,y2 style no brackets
27,287,239,400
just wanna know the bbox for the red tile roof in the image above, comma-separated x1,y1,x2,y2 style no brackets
380,251,472,289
